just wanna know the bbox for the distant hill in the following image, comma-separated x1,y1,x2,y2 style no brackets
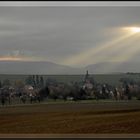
85,61,140,74
0,60,139,74
0,61,84,75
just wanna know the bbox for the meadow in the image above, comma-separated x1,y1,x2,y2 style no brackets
0,73,140,86
0,101,140,134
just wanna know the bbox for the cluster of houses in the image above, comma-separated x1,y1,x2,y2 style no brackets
0,71,140,105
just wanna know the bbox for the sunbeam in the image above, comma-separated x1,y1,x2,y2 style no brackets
123,27,140,34
62,29,138,66
94,32,140,73
92,32,140,64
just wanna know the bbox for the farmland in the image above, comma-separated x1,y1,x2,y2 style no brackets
0,101,140,134
0,73,140,135
0,73,140,86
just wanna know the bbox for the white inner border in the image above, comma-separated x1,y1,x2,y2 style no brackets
0,1,140,6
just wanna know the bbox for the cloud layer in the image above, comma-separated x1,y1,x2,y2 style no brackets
0,6,140,67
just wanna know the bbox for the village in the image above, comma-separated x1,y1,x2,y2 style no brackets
0,71,139,106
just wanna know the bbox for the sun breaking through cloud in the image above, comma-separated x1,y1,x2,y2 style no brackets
62,27,139,67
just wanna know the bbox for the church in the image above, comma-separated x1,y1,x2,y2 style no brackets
82,70,94,90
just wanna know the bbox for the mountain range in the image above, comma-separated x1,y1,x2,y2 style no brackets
0,60,139,74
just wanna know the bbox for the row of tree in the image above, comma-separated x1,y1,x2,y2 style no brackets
0,75,45,89
25,75,44,88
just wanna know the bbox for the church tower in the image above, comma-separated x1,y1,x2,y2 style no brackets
84,70,89,83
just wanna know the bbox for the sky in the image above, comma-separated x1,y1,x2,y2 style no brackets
1,3,140,68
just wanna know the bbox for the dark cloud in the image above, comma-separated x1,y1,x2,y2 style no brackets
0,6,140,66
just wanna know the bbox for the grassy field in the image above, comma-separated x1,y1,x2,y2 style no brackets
0,101,140,134
0,73,140,86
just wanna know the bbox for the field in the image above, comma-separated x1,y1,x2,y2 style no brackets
1,101,140,135
0,73,140,86
1,74,140,136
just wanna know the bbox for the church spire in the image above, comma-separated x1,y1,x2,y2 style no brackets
86,70,89,78
84,70,89,82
